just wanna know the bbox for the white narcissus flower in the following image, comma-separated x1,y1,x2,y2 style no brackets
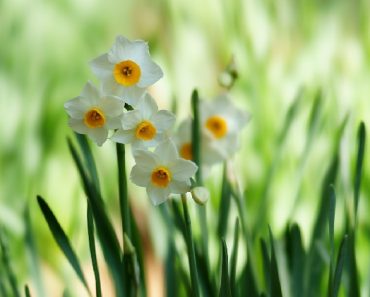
130,139,198,205
173,118,225,166
90,35,163,107
111,93,175,149
64,82,124,146
200,94,250,164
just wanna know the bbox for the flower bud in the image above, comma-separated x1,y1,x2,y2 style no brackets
191,186,210,205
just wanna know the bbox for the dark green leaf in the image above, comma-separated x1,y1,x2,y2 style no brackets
353,122,365,221
268,227,283,297
230,218,240,297
217,164,231,238
219,239,231,297
332,235,348,297
0,230,21,297
37,196,90,294
87,207,102,297
25,285,31,297
260,238,271,291
67,138,124,297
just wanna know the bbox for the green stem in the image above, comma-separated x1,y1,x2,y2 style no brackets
116,143,131,239
181,195,200,297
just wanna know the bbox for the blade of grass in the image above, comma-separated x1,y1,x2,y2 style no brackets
0,230,21,297
24,205,46,297
87,207,102,297
191,89,210,275
327,186,336,296
353,122,365,222
181,194,200,297
286,224,305,297
268,227,283,297
230,218,240,297
330,235,348,297
260,238,270,291
74,134,103,297
25,285,31,297
37,196,91,295
217,164,231,239
67,138,124,297
219,239,231,297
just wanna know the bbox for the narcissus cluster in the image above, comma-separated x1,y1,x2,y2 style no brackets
64,35,250,205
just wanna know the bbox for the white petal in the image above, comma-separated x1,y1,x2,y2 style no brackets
90,54,113,80
154,139,178,163
121,110,142,129
106,117,122,129
108,36,148,64
64,97,89,119
100,96,124,117
88,128,108,146
137,93,158,119
68,118,89,134
110,129,135,144
130,164,151,187
137,59,163,88
146,184,170,206
170,159,198,181
131,137,160,150
151,110,176,131
133,149,159,170
121,86,146,107
169,180,191,194
81,81,100,104
101,78,124,98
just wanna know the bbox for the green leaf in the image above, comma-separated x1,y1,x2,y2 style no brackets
37,196,90,294
260,237,270,291
353,122,365,221
268,227,283,297
230,218,240,297
87,207,102,297
25,285,31,297
285,224,305,297
217,164,231,238
24,205,46,297
191,88,202,184
331,235,348,297
0,230,21,297
219,239,231,297
67,138,124,297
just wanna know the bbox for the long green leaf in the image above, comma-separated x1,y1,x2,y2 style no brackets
217,164,231,239
37,196,90,294
230,218,240,297
87,207,102,297
353,122,365,220
260,238,271,291
67,138,124,297
219,239,231,297
0,230,21,297
24,205,46,297
268,227,283,297
331,235,348,297
327,186,336,297
25,285,31,297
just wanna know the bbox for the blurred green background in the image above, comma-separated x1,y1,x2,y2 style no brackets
1,0,370,295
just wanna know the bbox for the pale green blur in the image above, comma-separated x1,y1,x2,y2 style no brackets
1,0,370,294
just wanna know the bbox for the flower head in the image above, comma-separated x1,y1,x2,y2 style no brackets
173,118,225,166
90,36,163,107
130,139,198,205
64,82,124,146
111,93,175,149
200,94,250,163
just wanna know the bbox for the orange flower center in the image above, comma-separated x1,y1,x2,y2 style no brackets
84,108,106,128
151,167,171,188
113,60,141,86
180,142,193,160
135,121,157,140
205,115,227,139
